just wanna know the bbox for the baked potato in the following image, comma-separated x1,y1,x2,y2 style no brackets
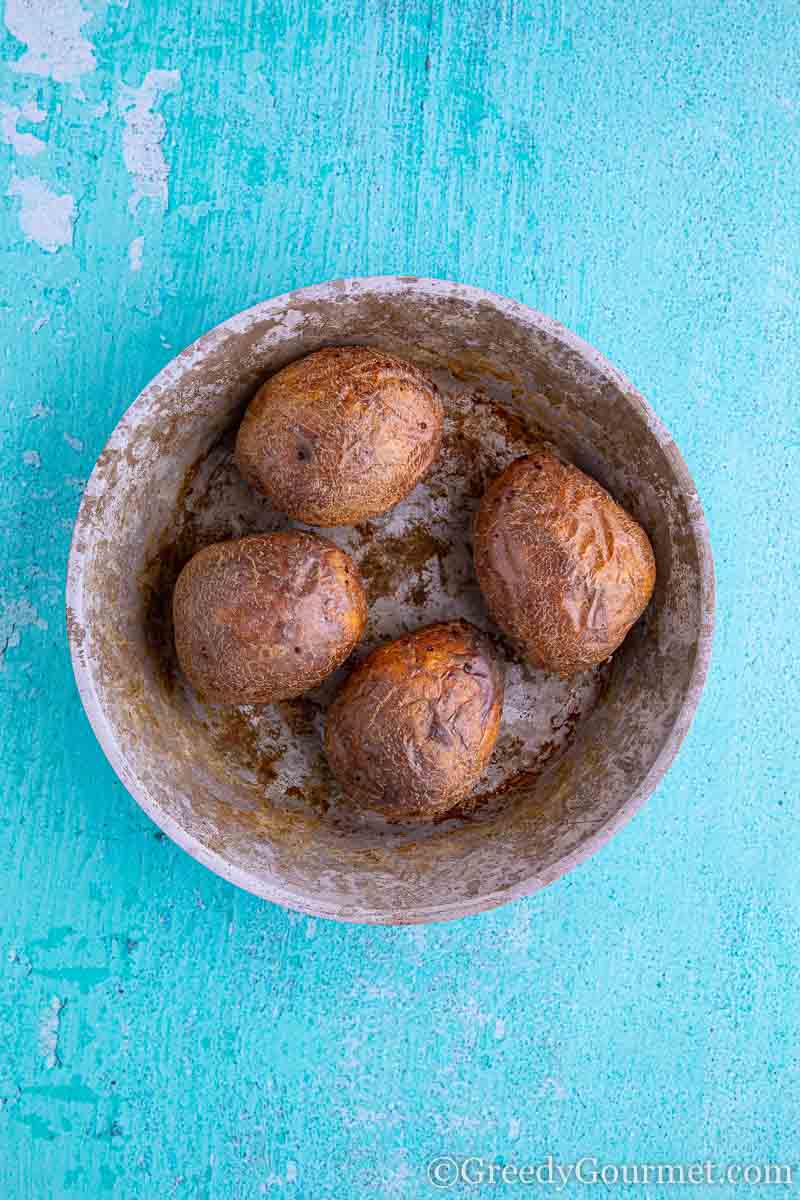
325,620,504,820
234,346,443,526
173,531,367,704
473,453,656,675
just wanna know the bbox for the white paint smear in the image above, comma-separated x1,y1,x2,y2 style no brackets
119,69,180,215
8,175,76,252
38,996,64,1069
63,432,83,451
22,449,41,467
0,101,46,156
5,0,96,86
128,235,144,271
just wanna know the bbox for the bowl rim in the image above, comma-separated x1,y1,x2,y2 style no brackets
66,274,716,924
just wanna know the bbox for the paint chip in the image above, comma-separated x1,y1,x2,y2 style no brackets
0,101,47,157
8,175,77,252
4,0,97,86
176,200,214,226
539,1075,567,1100
129,235,144,271
119,69,181,215
23,449,41,467
38,996,64,1069
0,597,48,659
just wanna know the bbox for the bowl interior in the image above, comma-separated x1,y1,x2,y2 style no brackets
67,278,713,923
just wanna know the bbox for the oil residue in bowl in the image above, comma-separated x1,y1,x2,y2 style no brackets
139,368,611,839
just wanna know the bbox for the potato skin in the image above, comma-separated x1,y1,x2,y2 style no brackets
474,454,656,676
325,621,504,820
234,346,443,526
173,532,367,705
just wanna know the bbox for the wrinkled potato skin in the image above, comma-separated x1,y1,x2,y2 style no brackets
173,532,367,705
325,621,504,820
474,454,656,676
234,346,443,526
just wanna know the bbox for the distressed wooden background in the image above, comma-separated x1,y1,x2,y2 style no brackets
1,1,799,1196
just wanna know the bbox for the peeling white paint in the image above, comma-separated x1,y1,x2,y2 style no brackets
509,1116,522,1139
63,432,83,451
258,1161,299,1191
8,175,76,252
176,200,214,225
23,449,41,467
38,996,64,1069
539,1075,567,1100
29,401,51,418
494,1017,506,1039
0,101,46,157
5,0,96,87
7,946,32,977
119,70,180,215
0,597,48,659
129,235,144,271
31,314,51,333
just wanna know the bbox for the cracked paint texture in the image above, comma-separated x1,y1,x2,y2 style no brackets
0,1,799,1198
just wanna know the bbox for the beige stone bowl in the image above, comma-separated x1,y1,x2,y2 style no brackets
66,277,714,924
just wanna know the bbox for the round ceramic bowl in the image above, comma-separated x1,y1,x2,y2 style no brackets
67,276,714,924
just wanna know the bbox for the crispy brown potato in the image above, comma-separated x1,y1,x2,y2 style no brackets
325,621,504,820
474,453,656,676
234,346,443,526
173,531,367,705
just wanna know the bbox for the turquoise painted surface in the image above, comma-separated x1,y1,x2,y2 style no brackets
1,0,798,1196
